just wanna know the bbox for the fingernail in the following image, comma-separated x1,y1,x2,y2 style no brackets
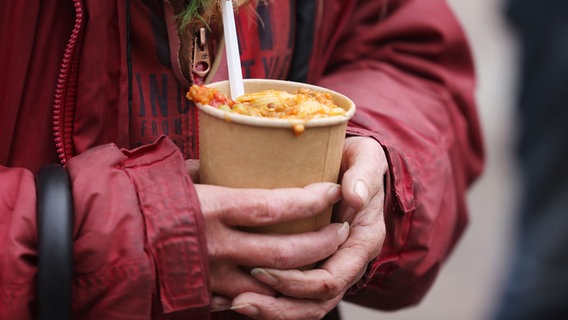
354,180,369,206
251,268,280,286
338,222,350,243
327,184,342,205
211,295,232,312
231,304,260,317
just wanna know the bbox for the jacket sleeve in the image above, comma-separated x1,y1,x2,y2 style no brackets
0,166,37,320
315,0,484,310
0,137,210,319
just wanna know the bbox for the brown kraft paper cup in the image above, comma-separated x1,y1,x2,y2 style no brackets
196,79,356,238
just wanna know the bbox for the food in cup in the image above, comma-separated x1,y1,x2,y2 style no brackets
187,84,347,135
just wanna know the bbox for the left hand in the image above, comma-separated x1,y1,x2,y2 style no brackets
230,136,388,320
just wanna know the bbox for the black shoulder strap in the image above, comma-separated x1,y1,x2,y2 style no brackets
36,164,73,320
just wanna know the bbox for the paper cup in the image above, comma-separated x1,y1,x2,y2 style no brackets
197,79,355,235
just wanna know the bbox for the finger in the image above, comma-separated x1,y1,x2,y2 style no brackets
324,194,386,277
197,182,342,227
248,248,363,300
248,245,366,300
220,222,349,269
231,292,342,320
210,262,276,298
250,268,338,300
250,197,385,299
340,137,387,209
336,177,385,228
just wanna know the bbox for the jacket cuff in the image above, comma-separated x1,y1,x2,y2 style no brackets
121,136,210,315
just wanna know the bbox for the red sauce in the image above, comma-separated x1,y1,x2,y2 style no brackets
187,85,235,108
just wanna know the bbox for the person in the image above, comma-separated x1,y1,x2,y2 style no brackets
0,0,484,319
493,0,568,319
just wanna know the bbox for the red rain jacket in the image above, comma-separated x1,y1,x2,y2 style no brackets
0,0,484,319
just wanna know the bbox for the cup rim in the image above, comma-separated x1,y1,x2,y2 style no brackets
195,79,356,128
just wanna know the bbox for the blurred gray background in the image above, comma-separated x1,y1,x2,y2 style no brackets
340,0,521,319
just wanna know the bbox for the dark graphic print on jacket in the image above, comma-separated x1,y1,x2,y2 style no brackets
128,0,295,159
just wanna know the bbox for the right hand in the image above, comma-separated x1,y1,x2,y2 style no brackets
193,181,349,308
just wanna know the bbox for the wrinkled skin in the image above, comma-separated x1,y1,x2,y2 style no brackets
189,136,387,319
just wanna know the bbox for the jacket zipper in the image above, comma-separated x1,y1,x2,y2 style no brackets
190,27,211,85
52,0,84,165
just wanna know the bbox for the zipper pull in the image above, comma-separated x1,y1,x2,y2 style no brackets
192,27,211,83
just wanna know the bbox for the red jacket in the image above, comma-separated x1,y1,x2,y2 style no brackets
0,0,483,319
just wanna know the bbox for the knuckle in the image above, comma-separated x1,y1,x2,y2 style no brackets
299,191,327,215
348,237,372,252
250,197,282,224
317,279,343,300
205,231,233,260
207,239,226,259
314,192,330,211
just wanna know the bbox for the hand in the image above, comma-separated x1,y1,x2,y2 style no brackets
188,159,351,310
229,136,388,319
